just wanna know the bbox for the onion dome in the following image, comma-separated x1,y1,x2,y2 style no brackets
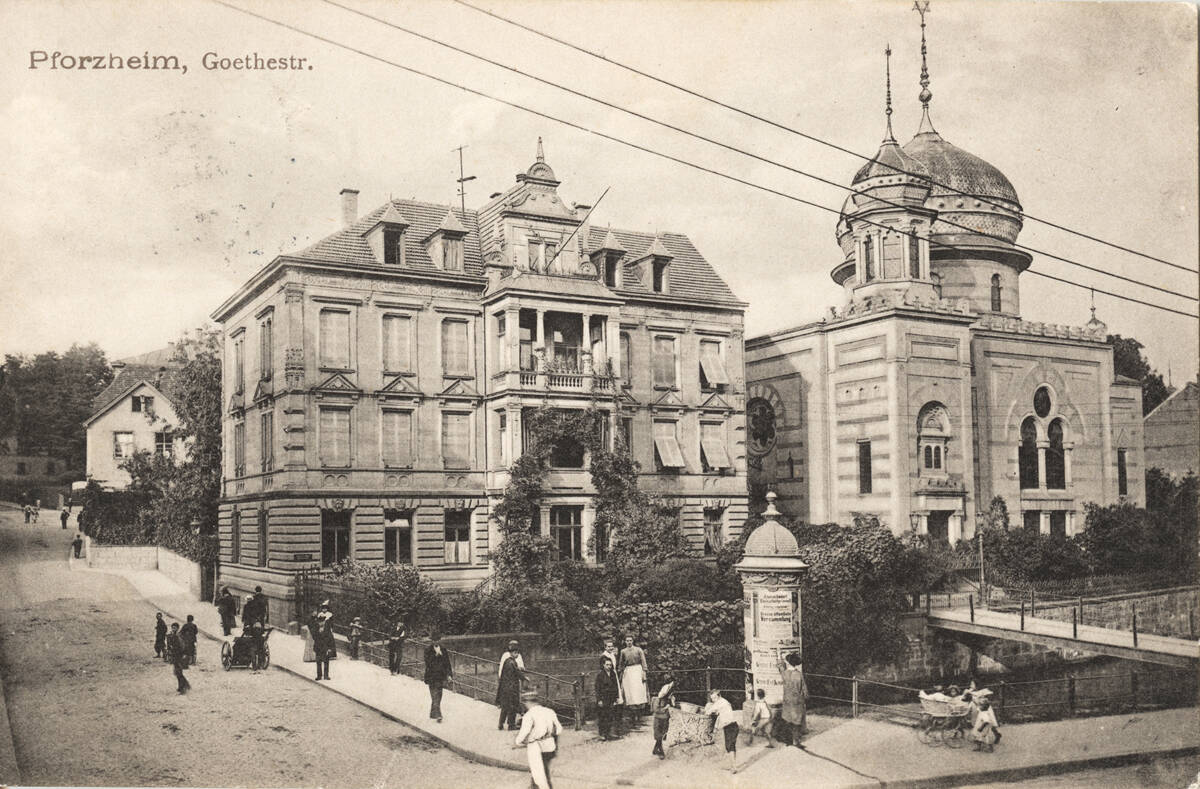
743,492,800,557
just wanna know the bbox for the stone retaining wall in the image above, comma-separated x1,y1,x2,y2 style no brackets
83,537,157,570
1032,587,1198,639
157,546,202,600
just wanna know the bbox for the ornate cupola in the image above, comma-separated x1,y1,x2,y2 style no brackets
834,46,937,303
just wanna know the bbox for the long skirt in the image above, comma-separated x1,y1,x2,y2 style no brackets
621,664,648,707
302,626,316,662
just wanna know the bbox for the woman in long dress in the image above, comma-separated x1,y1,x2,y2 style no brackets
618,635,649,714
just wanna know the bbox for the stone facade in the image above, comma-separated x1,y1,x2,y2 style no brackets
747,84,1144,543
1143,381,1199,478
211,143,748,610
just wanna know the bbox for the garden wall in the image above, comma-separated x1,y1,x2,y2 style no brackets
157,546,202,600
1032,587,1198,638
81,537,203,599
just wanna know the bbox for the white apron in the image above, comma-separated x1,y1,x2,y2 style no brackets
621,663,648,706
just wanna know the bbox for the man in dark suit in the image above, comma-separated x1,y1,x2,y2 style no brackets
423,633,453,722
166,623,190,694
595,656,620,740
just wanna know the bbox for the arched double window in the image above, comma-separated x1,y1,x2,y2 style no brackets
990,274,1002,312
1018,416,1039,490
1046,419,1066,489
917,403,950,477
863,237,875,281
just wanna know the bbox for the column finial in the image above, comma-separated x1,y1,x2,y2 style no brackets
884,44,895,142
536,136,545,163
913,1,935,133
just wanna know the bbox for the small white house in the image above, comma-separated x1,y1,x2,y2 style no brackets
85,349,185,489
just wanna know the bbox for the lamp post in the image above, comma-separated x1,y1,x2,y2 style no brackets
735,492,808,711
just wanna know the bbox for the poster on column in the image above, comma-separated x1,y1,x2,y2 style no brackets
746,588,802,704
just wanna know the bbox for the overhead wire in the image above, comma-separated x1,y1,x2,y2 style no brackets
208,0,1199,321
453,0,1196,275
317,0,1196,304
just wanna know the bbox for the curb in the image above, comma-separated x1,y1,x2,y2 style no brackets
0,671,23,785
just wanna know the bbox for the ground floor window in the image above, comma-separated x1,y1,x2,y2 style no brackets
321,510,352,567
257,509,269,568
927,511,950,545
230,510,241,564
703,507,725,555
384,509,413,564
444,509,471,565
1023,510,1040,532
1049,510,1067,538
550,505,583,561
593,520,608,563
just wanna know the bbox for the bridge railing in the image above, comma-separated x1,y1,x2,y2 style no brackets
989,665,1197,723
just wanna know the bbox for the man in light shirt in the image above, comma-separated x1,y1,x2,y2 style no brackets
515,690,562,789
704,688,740,773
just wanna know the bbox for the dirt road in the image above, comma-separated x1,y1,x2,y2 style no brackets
0,511,523,787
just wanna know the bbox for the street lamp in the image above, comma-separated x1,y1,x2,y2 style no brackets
190,518,201,537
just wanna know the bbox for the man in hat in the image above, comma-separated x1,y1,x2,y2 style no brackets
166,622,190,694
60,507,70,529
215,587,238,636
349,617,363,660
515,690,562,789
496,642,524,731
498,640,526,676
423,633,453,722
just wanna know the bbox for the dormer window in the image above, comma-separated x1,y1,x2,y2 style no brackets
384,228,406,266
603,257,618,287
652,258,669,293
527,239,542,271
443,238,463,272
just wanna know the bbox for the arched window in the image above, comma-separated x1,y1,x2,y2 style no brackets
917,403,950,476
863,236,875,281
933,446,942,469
930,272,942,299
923,445,933,468
990,274,1002,312
1019,417,1039,490
1046,419,1066,489
909,234,921,278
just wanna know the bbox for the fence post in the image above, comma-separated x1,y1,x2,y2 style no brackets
1072,608,1078,640
1020,600,1025,631
574,673,585,731
969,594,975,623
1078,596,1083,627
705,665,712,695
997,681,1006,717
947,592,952,610
1067,677,1076,717
925,592,931,616
1132,605,1138,648
1190,610,1195,639
851,676,859,719
1031,590,1036,617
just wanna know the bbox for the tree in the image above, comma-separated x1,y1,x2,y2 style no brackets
0,343,113,468
1108,334,1172,415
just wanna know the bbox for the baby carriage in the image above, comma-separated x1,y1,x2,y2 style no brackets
221,626,272,670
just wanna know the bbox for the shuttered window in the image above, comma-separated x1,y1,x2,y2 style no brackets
319,309,351,369
700,421,731,470
382,409,414,468
442,319,469,376
653,420,685,470
382,314,412,372
442,412,470,468
619,333,632,385
319,407,351,467
652,336,676,388
443,510,471,564
699,339,729,388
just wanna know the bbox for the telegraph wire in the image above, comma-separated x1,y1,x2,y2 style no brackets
316,0,1197,304
452,0,1195,275
207,0,1199,321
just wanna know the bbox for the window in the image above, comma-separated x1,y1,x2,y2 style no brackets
383,227,406,266
319,309,351,369
699,339,730,389
703,507,725,555
1023,510,1040,532
319,407,351,468
863,236,875,281
230,510,241,564
155,430,174,459
382,314,412,372
909,234,921,278
1117,449,1128,496
520,323,534,372
1034,387,1052,419
260,315,273,379
443,509,471,564
990,274,1002,312
260,411,274,471
113,431,134,459
441,412,470,469
131,395,155,413
652,335,677,388
321,509,351,567
381,409,414,468
234,334,245,394
917,403,949,476
1046,419,1066,489
527,240,542,271
383,510,413,564
1019,417,1039,490
498,412,508,466
545,242,558,270
619,333,632,386
930,272,942,298
443,238,463,272
857,440,872,494
548,411,587,468
594,520,608,563
257,509,269,567
603,256,617,287
653,420,686,471
618,417,634,453
550,506,583,561
700,421,731,471
652,259,669,293
233,421,246,476
441,319,469,376
1049,511,1067,538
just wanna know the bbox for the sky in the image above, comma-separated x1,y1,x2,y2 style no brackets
1,0,1197,383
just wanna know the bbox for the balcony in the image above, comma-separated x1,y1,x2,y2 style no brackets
492,352,617,395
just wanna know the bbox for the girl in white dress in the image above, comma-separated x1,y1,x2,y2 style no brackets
618,634,649,712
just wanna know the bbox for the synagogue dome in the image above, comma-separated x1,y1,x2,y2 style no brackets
902,130,1020,209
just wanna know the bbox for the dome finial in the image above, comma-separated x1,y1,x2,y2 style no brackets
884,44,896,142
913,1,936,134
536,136,545,163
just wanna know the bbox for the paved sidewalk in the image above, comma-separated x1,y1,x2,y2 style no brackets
75,564,1200,789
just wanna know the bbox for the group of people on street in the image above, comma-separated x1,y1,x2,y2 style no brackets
153,612,196,694
591,635,653,742
919,681,1001,752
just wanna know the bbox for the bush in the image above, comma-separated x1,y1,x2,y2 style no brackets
578,600,743,671
324,561,444,635
77,480,153,544
621,558,740,603
974,526,1090,583
464,580,586,649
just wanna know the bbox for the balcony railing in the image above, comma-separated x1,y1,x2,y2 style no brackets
495,351,617,394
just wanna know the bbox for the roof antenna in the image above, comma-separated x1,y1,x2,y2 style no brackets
453,145,476,214
913,1,936,134
1089,287,1096,321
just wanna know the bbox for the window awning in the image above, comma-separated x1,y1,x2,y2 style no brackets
699,346,729,386
653,434,686,468
701,437,731,469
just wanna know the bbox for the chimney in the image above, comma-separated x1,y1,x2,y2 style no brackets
340,188,360,227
